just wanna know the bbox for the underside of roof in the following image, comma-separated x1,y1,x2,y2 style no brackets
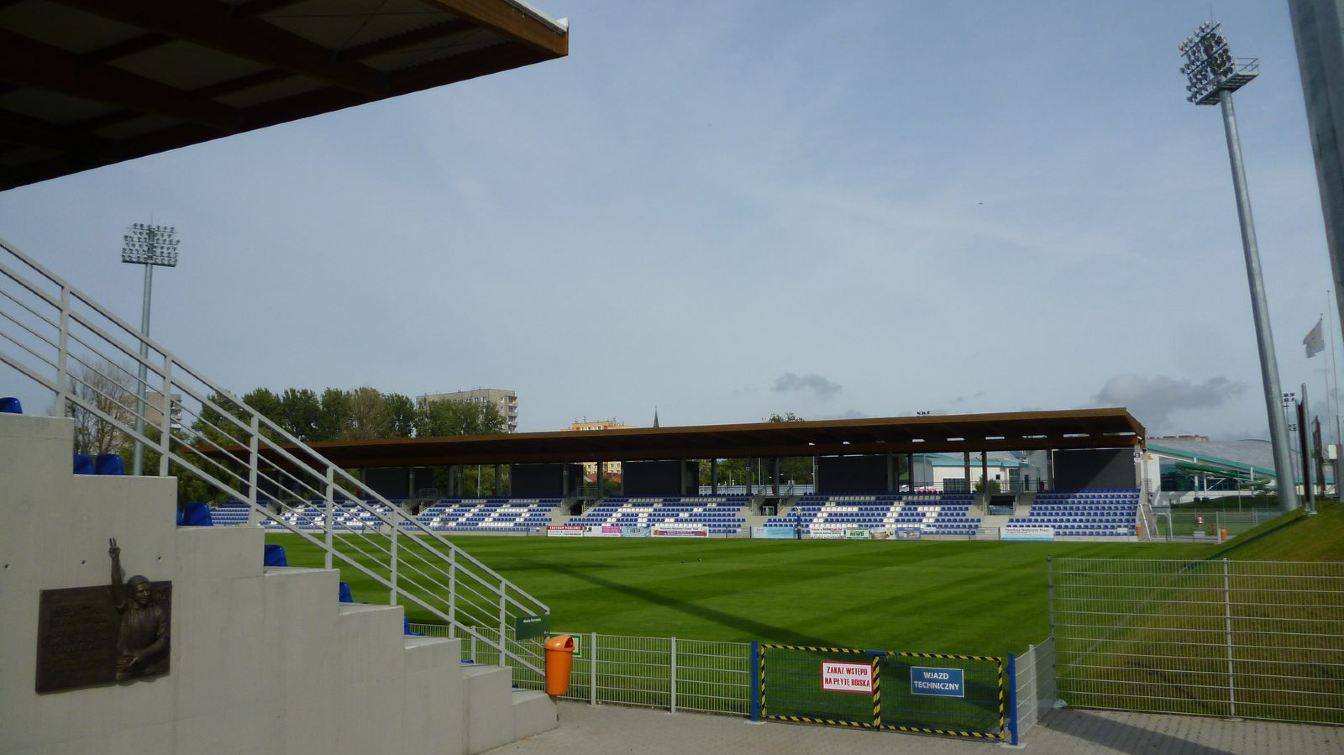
0,0,568,190
233,408,1145,468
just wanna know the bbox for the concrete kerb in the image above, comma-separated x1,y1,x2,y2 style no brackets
486,700,1344,755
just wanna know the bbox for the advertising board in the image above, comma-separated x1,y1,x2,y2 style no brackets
651,527,709,538
1001,526,1055,542
751,526,798,540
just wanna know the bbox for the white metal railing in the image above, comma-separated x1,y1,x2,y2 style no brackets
0,235,547,674
411,623,752,716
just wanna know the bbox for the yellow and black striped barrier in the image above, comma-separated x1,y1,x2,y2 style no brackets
754,642,1008,742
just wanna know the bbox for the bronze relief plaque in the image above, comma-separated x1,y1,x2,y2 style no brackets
35,540,172,694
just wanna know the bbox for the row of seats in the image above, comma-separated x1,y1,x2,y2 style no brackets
766,493,981,536
261,502,395,531
1004,488,1139,536
570,495,749,534
412,498,561,532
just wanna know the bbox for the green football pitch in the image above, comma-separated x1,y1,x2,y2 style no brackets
267,532,1243,657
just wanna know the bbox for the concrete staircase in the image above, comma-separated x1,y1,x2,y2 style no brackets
0,412,555,755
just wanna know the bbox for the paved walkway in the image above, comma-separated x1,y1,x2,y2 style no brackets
489,701,1343,755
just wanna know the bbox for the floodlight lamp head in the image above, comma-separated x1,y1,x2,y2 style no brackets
120,222,181,267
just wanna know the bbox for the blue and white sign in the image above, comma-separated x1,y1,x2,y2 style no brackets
910,666,964,697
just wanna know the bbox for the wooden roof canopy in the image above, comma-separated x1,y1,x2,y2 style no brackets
0,0,569,190
266,408,1146,468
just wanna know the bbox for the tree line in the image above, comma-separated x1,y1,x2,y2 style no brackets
213,386,504,443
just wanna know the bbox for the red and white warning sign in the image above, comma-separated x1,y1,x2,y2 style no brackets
820,661,872,694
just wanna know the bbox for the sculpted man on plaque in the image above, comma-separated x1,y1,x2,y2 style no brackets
108,538,169,680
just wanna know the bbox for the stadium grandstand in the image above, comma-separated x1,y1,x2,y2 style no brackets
0,2,573,753
189,407,1155,541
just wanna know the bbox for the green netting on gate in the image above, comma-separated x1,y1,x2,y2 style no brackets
758,644,1005,740
760,645,876,728
880,652,1004,738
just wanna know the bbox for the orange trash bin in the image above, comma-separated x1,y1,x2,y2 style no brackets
544,634,575,697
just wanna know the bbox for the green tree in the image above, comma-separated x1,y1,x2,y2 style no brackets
384,393,416,437
276,388,322,440
317,388,351,440
415,398,505,437
346,386,389,440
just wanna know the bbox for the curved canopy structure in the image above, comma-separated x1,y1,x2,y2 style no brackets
0,0,568,190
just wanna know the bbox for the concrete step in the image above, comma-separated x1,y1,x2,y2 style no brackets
337,603,411,754
512,689,558,741
172,526,268,723
403,636,466,755
262,566,343,755
462,664,513,754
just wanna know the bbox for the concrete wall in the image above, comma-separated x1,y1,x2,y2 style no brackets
0,413,493,755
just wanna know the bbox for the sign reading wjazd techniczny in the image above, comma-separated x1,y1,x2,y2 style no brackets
820,661,872,694
910,666,964,697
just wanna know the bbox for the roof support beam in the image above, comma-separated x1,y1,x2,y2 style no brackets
229,0,309,17
335,19,475,61
83,33,174,64
0,109,113,153
421,0,567,56
0,28,240,132
50,0,390,98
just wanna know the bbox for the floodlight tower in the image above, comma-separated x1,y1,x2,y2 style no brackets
121,223,179,476
1180,22,1299,511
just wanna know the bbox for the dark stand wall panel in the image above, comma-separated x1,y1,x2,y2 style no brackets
816,455,890,494
510,463,581,497
1054,448,1135,490
623,460,697,496
364,467,409,499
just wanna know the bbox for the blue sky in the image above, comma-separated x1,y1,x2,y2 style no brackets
1,0,1339,440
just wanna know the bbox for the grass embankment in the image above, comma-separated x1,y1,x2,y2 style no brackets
1207,501,1344,561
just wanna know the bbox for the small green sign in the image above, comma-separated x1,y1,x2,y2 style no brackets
514,614,549,640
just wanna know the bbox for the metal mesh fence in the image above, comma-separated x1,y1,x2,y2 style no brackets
409,624,751,716
880,652,1004,738
761,645,876,728
1013,639,1056,738
759,644,1006,739
1052,557,1344,724
1149,509,1277,540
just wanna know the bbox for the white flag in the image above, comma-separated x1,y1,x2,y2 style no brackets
1304,318,1324,358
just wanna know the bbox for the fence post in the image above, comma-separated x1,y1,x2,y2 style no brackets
447,549,457,639
247,415,260,520
750,641,761,721
1007,653,1019,745
158,357,172,476
56,285,70,414
470,634,477,663
1222,558,1237,718
590,632,598,706
389,508,399,606
868,649,884,729
670,636,677,713
1046,557,1055,638
324,467,334,570
497,582,508,663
